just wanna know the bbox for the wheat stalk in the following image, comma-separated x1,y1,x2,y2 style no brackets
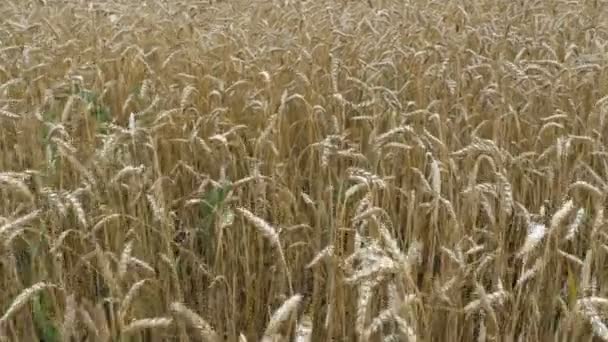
170,302,219,341
237,207,293,294
263,294,303,340
122,317,174,334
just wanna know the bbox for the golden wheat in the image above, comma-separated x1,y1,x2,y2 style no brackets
3,0,608,340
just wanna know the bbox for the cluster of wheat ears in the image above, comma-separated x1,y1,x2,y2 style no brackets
2,0,608,341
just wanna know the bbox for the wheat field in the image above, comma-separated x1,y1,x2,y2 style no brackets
1,0,608,341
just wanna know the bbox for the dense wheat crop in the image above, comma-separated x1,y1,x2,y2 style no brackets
2,0,608,341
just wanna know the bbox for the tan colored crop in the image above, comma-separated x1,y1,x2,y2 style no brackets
3,0,608,340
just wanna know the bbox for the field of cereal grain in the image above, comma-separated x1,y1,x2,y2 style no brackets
2,0,608,341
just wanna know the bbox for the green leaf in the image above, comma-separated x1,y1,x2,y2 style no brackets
220,208,235,228
94,105,111,124
75,88,112,127
200,183,231,218
77,89,97,104
32,292,60,342
196,182,232,260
